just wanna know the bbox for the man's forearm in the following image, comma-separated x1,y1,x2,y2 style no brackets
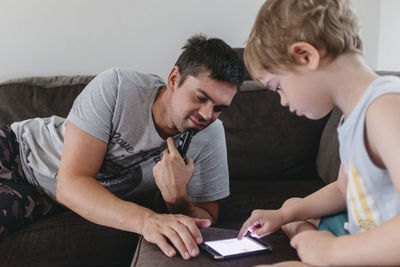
165,198,216,224
56,174,154,234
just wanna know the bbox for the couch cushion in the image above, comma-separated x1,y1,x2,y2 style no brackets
0,76,94,125
0,211,138,267
131,227,299,267
220,81,329,180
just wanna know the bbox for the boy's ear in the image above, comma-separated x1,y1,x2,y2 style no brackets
167,66,181,91
289,42,321,70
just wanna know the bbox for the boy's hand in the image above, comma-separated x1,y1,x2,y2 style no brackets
140,212,211,259
290,230,335,266
238,209,285,239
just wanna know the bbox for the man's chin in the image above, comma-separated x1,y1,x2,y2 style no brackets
182,124,207,133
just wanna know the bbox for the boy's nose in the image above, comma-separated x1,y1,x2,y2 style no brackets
279,93,289,107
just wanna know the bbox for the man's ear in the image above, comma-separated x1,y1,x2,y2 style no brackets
289,42,321,70
167,66,181,91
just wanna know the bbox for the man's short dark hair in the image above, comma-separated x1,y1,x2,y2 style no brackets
175,34,244,88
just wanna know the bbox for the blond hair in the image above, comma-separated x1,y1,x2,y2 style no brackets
245,0,363,75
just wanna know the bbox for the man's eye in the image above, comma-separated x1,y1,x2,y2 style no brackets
196,95,207,103
214,107,227,113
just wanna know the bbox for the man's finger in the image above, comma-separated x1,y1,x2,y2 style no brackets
193,218,211,229
155,236,176,258
166,137,179,155
162,146,170,157
181,217,209,244
164,229,191,260
173,223,200,257
185,156,194,167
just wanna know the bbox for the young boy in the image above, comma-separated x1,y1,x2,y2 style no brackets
238,0,400,266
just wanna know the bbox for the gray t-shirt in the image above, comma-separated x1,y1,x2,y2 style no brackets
337,75,400,234
11,68,230,202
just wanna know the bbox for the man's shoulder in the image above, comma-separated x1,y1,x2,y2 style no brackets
193,120,225,144
109,68,165,87
92,68,165,90
202,119,224,134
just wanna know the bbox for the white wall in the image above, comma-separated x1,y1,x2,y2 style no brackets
377,0,400,71
351,0,381,70
0,0,264,82
1,0,399,83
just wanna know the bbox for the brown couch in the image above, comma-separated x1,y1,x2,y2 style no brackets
1,49,397,266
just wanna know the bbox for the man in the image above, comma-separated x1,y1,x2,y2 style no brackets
0,34,244,260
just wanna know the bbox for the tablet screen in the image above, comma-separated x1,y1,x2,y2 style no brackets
204,237,268,256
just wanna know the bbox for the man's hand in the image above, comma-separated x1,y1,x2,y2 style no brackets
153,137,194,204
140,212,211,259
238,209,286,239
290,230,335,266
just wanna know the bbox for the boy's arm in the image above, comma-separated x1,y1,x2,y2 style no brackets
238,166,347,239
281,164,347,222
57,122,210,259
291,215,400,266
292,94,400,266
330,216,400,266
365,93,400,191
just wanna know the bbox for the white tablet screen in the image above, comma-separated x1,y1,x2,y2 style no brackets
204,237,267,256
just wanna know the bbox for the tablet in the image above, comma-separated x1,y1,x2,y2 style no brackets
200,236,272,260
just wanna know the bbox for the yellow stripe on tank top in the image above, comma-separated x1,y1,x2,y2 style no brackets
348,184,362,222
351,163,375,223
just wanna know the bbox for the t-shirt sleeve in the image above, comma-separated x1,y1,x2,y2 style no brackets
186,120,230,202
67,68,118,143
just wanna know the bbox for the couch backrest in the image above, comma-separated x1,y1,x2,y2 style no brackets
0,71,329,181
220,80,329,180
0,76,94,125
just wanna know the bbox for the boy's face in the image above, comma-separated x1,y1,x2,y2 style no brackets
254,67,334,120
170,69,237,132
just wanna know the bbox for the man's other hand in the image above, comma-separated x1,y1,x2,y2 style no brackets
153,137,194,203
140,213,211,259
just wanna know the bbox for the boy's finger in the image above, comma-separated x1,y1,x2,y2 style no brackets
251,228,270,238
238,219,252,239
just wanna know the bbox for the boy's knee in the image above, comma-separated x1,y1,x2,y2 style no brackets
282,197,302,208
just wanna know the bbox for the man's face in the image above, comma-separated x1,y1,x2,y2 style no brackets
170,70,237,133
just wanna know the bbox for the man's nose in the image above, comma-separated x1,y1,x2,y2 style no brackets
199,103,214,121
